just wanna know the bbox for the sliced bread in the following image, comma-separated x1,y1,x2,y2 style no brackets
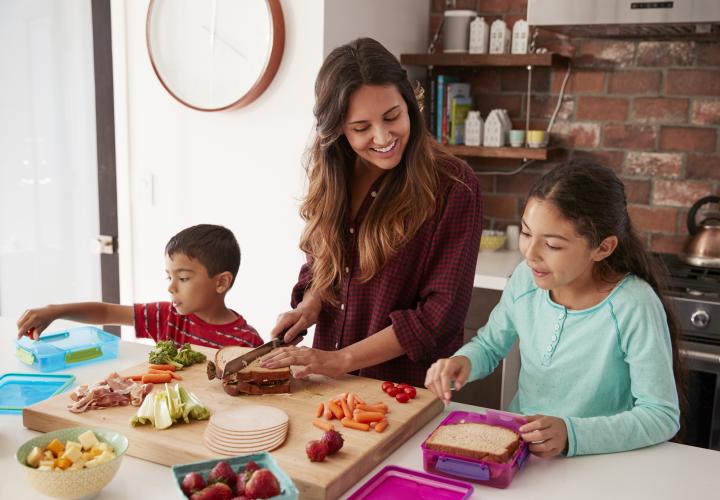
425,422,520,463
214,346,290,382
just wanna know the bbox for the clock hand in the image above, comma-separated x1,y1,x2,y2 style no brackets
201,24,247,60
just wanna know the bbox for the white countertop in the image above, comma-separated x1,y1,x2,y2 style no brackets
2,318,720,499
475,250,524,290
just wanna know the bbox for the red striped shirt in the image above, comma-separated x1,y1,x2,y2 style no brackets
133,302,262,349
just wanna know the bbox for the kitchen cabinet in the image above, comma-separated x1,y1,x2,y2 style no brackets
400,52,569,161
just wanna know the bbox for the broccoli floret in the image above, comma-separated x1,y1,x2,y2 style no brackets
174,343,206,366
148,340,183,368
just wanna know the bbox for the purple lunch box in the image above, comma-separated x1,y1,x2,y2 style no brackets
348,465,474,500
421,409,529,489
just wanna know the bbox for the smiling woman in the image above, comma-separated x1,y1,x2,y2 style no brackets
262,38,484,387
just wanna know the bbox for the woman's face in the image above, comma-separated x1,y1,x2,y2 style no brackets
341,84,411,171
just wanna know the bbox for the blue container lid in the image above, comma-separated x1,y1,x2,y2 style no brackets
0,372,75,414
349,466,473,500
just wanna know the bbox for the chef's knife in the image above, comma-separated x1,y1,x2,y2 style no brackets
218,329,307,379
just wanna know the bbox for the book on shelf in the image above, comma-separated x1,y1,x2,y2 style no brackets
449,96,472,145
435,75,458,143
444,82,471,144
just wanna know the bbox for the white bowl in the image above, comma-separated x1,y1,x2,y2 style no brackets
16,427,128,500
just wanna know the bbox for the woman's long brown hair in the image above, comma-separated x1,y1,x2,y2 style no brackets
300,37,452,304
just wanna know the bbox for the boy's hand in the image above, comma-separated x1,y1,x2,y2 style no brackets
17,306,56,340
424,356,471,405
271,293,322,344
519,415,568,458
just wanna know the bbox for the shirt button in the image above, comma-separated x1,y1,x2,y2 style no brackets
551,335,557,342
345,266,350,273
558,313,565,319
554,324,560,331
547,345,553,352
349,227,355,234
340,303,345,311
335,342,339,349
371,191,377,198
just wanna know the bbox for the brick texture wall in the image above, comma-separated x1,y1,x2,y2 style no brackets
429,0,720,254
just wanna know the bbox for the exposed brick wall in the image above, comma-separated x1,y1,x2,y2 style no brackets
428,0,720,254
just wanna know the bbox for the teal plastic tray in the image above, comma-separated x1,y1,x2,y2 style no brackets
0,372,75,414
15,326,119,372
171,451,298,499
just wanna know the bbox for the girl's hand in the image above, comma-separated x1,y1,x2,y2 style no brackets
260,345,349,378
424,356,471,404
16,306,56,340
270,293,322,344
519,415,568,458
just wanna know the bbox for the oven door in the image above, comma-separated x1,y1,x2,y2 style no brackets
679,340,720,450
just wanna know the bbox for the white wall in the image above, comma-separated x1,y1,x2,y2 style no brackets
114,0,429,341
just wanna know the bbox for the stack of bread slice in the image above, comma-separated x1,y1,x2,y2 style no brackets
203,405,289,456
425,422,520,463
207,345,291,396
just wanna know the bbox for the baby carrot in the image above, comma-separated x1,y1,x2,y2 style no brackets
328,400,344,420
313,419,335,432
356,403,389,414
340,398,352,419
353,410,386,423
316,402,324,418
148,368,183,380
141,372,172,384
341,417,370,431
323,407,334,420
148,364,176,372
128,375,143,381
375,420,389,433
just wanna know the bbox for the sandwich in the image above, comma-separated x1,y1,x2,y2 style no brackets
207,345,291,396
425,422,520,463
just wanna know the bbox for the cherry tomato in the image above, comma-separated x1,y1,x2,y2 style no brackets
395,392,410,403
381,381,395,392
403,386,417,399
386,387,401,397
397,382,411,389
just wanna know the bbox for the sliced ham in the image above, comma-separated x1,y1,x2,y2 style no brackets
68,372,153,413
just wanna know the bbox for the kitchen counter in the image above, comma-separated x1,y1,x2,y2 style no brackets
475,249,524,290
2,319,720,499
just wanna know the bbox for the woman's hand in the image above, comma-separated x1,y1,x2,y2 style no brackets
17,306,57,340
519,415,568,458
424,356,471,404
260,345,350,378
271,293,322,344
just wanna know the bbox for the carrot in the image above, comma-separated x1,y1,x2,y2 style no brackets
341,417,370,431
148,368,182,380
328,400,344,420
353,410,386,423
148,364,176,372
141,372,172,384
323,407,334,420
315,402,324,418
313,419,335,432
347,393,356,409
128,375,143,381
375,420,389,433
340,398,352,419
353,394,366,405
356,403,388,414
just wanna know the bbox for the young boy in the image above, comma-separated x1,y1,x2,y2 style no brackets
16,224,263,349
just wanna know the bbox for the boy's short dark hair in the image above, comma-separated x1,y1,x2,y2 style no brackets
165,224,240,286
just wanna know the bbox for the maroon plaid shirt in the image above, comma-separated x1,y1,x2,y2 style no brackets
291,155,483,387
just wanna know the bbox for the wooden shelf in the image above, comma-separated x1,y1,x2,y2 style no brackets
445,145,553,160
400,52,568,68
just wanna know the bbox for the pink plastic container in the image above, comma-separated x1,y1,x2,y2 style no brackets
421,409,529,489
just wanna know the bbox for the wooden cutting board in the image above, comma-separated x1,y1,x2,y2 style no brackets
23,347,444,499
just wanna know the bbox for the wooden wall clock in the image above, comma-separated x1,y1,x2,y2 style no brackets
146,0,285,111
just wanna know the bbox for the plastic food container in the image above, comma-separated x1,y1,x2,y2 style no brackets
171,451,298,499
15,327,120,372
0,373,75,414
421,409,529,489
349,465,473,499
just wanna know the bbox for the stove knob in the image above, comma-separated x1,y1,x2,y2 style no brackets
691,309,710,329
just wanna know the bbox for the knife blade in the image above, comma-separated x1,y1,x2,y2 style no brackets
219,329,306,379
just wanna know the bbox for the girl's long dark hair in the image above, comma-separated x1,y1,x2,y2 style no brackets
528,160,685,438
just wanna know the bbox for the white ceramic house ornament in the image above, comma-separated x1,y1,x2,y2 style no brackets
469,17,489,54
464,111,483,146
489,19,511,55
512,20,529,54
483,110,505,147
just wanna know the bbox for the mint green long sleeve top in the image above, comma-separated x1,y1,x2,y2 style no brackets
455,261,680,457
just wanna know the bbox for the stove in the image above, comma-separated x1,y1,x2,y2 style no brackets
655,253,720,450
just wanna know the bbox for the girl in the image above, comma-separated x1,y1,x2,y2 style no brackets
261,38,483,386
425,161,681,458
